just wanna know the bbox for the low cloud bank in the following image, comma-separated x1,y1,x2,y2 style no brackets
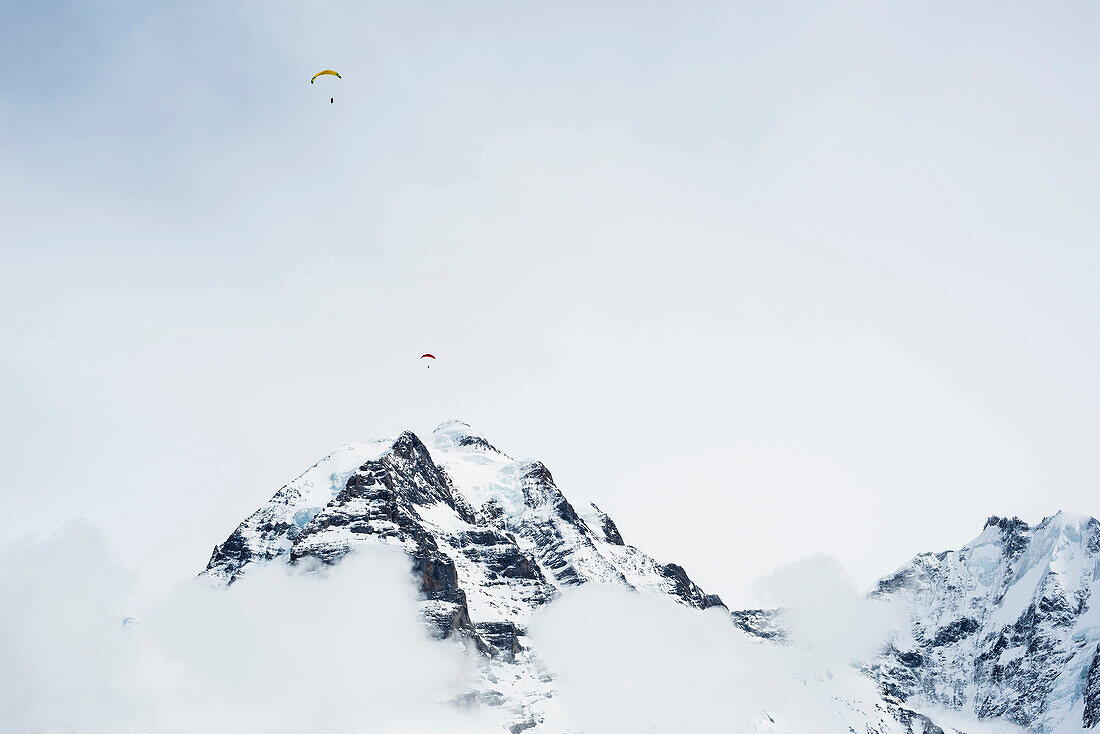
1,528,1027,734
529,569,1027,734
528,583,893,733
0,522,137,733
753,552,903,663
0,522,491,734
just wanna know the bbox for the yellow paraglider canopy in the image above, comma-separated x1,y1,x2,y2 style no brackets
310,70,341,84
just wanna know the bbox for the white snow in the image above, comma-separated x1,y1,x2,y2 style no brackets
878,511,1100,733
276,439,394,513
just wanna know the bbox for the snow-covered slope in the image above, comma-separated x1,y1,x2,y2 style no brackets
872,513,1100,733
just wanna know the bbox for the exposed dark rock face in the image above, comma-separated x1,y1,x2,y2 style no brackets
931,617,980,646
476,621,526,661
730,608,786,641
588,503,625,545
660,563,725,610
275,432,481,639
455,529,545,581
205,526,254,581
459,434,501,454
1084,644,1100,728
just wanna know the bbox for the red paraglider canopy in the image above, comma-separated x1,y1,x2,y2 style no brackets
420,353,436,359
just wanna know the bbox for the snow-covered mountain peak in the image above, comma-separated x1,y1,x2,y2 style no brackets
1031,511,1100,554
1039,509,1096,530
203,423,734,730
873,511,1100,733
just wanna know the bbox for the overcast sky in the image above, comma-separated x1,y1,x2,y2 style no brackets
2,0,1098,605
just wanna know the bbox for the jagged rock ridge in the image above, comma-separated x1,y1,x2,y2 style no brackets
872,512,1100,733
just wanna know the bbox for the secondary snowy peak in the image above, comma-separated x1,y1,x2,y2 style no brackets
872,511,1100,733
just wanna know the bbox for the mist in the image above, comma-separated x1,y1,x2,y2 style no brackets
754,552,903,663
0,524,1034,733
0,523,496,734
528,582,1027,733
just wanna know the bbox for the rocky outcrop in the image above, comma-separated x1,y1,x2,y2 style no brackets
588,503,624,545
1084,645,1100,728
871,512,1100,732
730,608,785,641
660,562,725,610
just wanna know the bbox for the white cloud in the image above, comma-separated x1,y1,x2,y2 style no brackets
753,553,903,663
0,521,138,733
0,526,1033,734
529,582,1029,733
0,523,494,734
531,584,902,734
